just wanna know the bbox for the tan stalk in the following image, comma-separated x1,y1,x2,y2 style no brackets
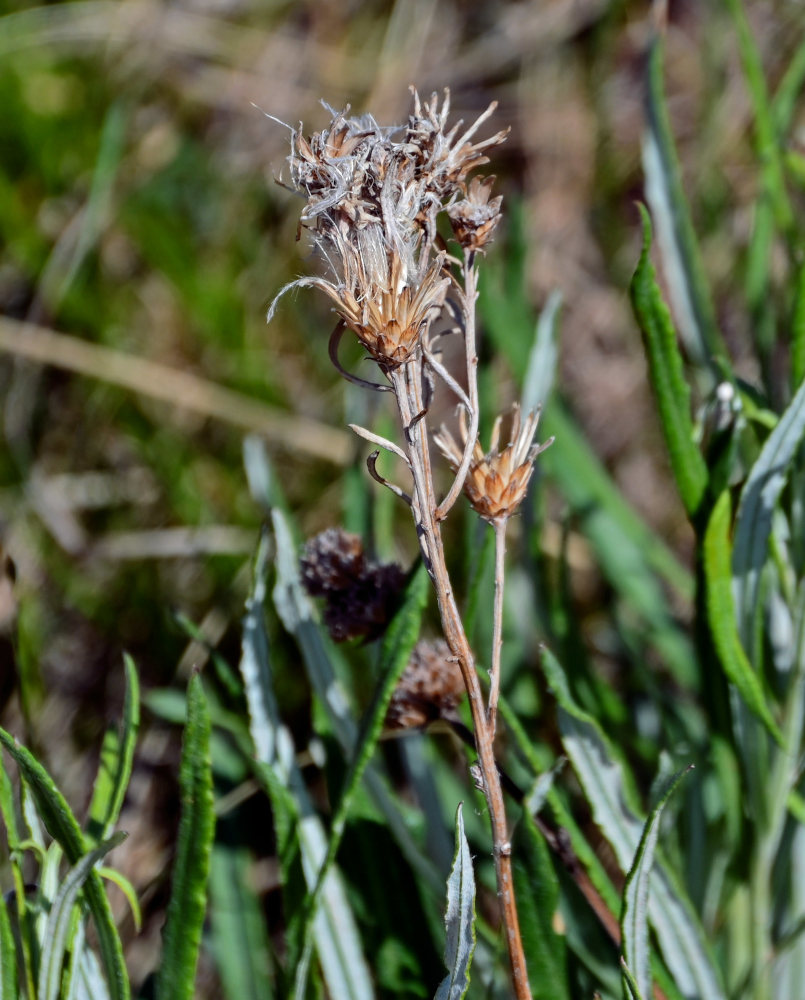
389,349,533,1000
488,516,507,731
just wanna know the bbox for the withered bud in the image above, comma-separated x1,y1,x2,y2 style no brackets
447,176,503,252
434,404,553,522
386,639,464,730
300,528,406,642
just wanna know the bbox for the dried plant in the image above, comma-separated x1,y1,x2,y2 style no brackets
271,88,552,1000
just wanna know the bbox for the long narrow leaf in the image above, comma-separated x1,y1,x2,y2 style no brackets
156,674,214,1000
38,833,126,1000
642,26,723,370
621,769,690,1000
434,804,476,1000
87,656,140,843
725,0,794,234
209,844,274,1000
0,732,129,1000
733,376,805,650
292,563,429,999
0,894,18,1000
705,491,782,741
511,808,569,1000
271,506,441,893
630,205,708,519
241,527,376,1000
541,650,727,1000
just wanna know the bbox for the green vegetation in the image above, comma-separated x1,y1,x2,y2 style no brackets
2,1,805,997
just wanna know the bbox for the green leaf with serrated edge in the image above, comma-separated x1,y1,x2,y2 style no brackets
87,656,139,844
630,205,708,519
621,769,690,1000
434,804,476,1000
156,675,214,1000
540,649,727,1000
38,832,126,1000
210,843,274,1000
0,894,19,1000
733,376,805,652
292,562,428,999
512,809,569,1000
643,27,724,371
0,731,129,1000
705,491,783,743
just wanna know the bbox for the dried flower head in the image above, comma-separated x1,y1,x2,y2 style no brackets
300,528,406,642
269,91,507,369
434,404,553,522
447,175,503,253
386,639,464,729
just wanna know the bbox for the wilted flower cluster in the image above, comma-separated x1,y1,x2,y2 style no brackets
300,528,405,642
271,91,508,370
386,639,464,730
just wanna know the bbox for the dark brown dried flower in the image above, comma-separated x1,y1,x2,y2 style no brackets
386,639,464,730
447,176,503,253
300,528,406,642
434,404,553,522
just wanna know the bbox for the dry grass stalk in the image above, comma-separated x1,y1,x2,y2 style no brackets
272,88,552,999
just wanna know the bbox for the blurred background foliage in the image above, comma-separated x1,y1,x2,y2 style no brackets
1,0,805,996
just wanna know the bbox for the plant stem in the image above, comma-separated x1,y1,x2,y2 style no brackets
487,516,507,732
390,360,533,1000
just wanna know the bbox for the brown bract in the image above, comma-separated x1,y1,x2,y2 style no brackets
448,175,503,253
435,404,552,522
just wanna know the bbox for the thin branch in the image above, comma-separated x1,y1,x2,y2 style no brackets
366,451,412,505
423,347,471,409
328,321,392,393
0,315,351,464
348,423,412,467
435,259,480,521
487,517,507,732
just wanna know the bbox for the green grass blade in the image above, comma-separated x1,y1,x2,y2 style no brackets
705,491,783,742
156,674,215,1000
0,731,130,1000
630,205,708,519
733,376,805,651
621,769,690,1000
791,260,805,390
541,650,727,1000
433,804,476,1000
242,527,376,1000
725,0,794,234
271,506,441,893
511,808,570,1000
0,894,19,1000
773,40,805,136
643,26,723,370
292,563,428,999
522,289,561,415
87,655,140,844
38,832,126,1000
209,844,274,1000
